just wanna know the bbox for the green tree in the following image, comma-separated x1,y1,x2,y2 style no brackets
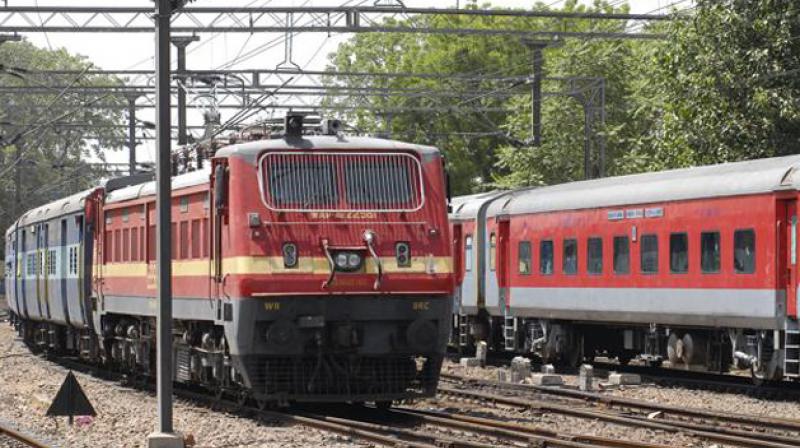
651,0,800,166
0,40,125,255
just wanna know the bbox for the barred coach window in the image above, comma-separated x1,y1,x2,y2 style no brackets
587,237,603,274
563,239,578,275
701,231,721,273
640,234,658,274
670,232,689,273
518,241,532,275
613,236,629,274
734,229,756,274
540,240,554,275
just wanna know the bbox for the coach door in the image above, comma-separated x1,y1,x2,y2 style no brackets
785,200,799,319
496,218,511,310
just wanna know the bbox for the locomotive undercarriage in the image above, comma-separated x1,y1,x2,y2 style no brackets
454,314,793,381
9,293,450,404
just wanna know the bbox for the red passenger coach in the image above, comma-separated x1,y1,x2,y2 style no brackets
453,155,800,381
7,116,454,406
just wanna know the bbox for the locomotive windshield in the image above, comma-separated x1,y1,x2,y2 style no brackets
260,152,424,212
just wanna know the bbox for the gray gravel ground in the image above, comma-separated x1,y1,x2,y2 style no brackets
0,322,368,448
441,359,800,447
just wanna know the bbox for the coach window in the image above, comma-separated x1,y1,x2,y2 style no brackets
563,239,578,275
464,235,473,272
701,231,720,273
489,233,497,271
540,240,554,275
670,232,689,273
613,236,630,274
734,229,756,274
640,234,658,274
587,237,603,274
518,241,532,275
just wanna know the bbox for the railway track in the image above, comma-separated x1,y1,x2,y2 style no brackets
0,418,54,448
42,353,665,448
440,372,800,448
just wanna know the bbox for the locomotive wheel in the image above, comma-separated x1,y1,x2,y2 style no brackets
667,333,680,366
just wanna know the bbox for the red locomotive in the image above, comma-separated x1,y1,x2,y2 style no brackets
452,155,800,381
6,115,454,405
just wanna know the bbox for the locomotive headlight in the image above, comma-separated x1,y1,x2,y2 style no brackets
282,242,298,268
396,242,411,267
347,253,362,268
335,253,349,269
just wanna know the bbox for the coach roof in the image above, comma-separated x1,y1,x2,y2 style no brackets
106,167,211,204
492,154,800,217
214,135,440,163
14,187,101,228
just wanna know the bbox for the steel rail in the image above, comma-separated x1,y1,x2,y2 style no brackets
437,385,799,448
440,372,800,433
0,420,54,448
390,407,669,448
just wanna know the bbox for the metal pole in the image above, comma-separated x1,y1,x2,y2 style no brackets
171,35,199,147
127,95,138,176
598,79,606,178
531,45,542,147
154,0,176,439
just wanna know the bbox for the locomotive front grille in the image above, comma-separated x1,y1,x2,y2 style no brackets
259,152,425,212
239,355,441,400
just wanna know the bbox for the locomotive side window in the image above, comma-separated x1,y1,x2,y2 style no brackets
518,241,532,275
540,240,554,275
563,239,578,275
489,233,497,272
670,232,689,273
613,236,630,274
587,237,603,274
464,235,473,272
700,231,720,273
640,234,658,274
734,229,756,274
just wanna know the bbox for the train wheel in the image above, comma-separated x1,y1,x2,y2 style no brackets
750,332,780,385
667,333,680,366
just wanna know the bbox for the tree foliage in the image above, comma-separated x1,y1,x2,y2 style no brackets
326,0,800,194
0,40,125,253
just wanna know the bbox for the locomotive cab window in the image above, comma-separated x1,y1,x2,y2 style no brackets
563,239,578,275
640,234,658,274
489,233,497,272
518,241,532,275
701,231,720,273
540,240,554,275
465,235,473,272
587,237,602,274
734,229,756,274
613,236,629,274
670,232,689,273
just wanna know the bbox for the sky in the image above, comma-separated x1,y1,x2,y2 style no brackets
3,0,693,165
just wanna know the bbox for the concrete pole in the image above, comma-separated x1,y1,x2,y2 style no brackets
171,35,199,147
147,1,182,447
